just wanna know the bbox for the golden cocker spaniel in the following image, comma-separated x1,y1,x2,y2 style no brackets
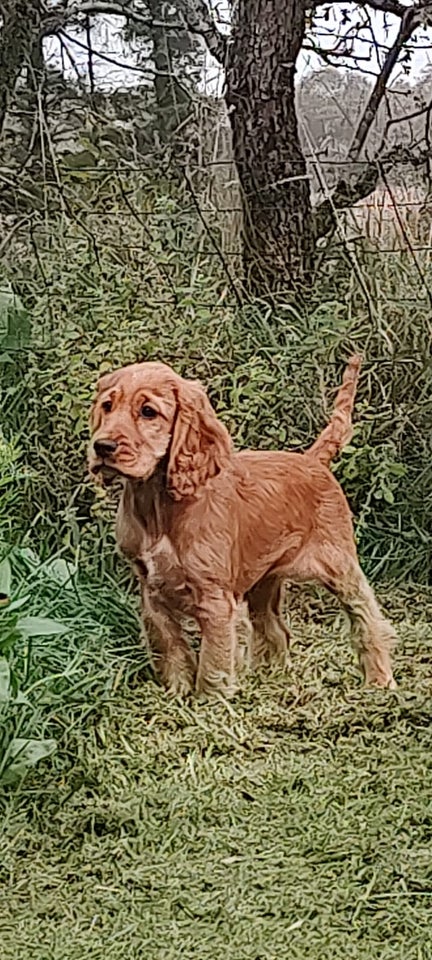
88,357,396,697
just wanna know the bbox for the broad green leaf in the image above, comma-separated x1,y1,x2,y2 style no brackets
63,149,97,169
0,282,31,349
0,658,11,703
0,628,21,656
2,738,57,785
17,547,40,568
14,690,31,706
43,558,76,586
6,595,30,613
0,285,26,313
9,737,57,761
17,616,70,638
0,556,11,602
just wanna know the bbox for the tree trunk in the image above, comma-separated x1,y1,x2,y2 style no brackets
225,0,315,297
0,0,42,136
146,0,174,141
27,30,45,156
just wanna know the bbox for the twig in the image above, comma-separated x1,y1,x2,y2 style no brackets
175,0,227,64
85,15,95,97
347,5,428,161
379,161,432,310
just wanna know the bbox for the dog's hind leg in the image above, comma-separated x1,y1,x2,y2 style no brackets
246,575,291,667
332,561,396,688
306,550,397,689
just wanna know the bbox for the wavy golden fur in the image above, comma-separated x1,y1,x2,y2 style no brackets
88,356,396,697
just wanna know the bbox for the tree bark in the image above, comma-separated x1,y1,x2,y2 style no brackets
146,0,174,141
225,0,315,297
0,0,42,136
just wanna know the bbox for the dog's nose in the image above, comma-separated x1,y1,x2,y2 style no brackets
94,438,118,459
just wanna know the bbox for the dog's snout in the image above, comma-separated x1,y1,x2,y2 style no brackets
94,438,118,459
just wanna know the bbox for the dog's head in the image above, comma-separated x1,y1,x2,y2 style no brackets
88,361,232,499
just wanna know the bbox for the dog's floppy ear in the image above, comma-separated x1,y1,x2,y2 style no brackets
167,378,232,500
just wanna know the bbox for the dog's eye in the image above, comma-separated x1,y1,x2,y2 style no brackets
140,404,158,420
101,400,112,413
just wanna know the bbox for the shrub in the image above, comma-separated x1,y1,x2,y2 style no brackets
1,167,431,582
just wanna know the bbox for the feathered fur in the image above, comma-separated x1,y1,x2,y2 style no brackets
88,356,396,697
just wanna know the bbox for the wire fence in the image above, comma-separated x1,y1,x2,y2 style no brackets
1,14,432,581
1,16,432,355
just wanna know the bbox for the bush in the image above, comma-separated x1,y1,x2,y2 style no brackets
1,167,431,582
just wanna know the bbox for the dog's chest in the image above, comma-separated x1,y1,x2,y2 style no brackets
136,534,195,612
116,485,196,613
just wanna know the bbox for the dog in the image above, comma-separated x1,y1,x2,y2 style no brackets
88,356,396,696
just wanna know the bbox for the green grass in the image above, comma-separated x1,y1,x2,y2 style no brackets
1,563,432,960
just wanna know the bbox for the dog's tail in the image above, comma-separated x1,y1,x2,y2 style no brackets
308,355,362,467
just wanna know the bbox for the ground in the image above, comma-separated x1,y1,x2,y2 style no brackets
1,585,432,960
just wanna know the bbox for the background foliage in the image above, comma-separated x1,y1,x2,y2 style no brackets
1,6,432,956
1,130,432,581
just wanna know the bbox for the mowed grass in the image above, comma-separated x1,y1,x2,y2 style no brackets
1,572,432,960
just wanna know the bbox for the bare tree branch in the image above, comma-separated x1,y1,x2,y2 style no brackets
40,1,183,35
68,1,180,29
175,0,227,64
40,0,228,63
69,0,228,64
313,142,430,239
0,0,42,135
346,6,423,161
85,15,95,96
313,162,379,237
353,0,406,17
308,0,415,18
59,28,166,77
381,99,432,142
312,0,432,240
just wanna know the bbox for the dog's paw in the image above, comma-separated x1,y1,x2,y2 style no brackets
195,670,239,700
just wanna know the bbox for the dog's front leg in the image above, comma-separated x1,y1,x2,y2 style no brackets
140,584,196,696
195,590,238,698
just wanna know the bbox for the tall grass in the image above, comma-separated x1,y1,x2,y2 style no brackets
0,540,142,793
346,185,432,251
1,155,432,581
1,84,432,960
1,558,432,958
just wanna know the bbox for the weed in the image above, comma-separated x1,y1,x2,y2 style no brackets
0,576,431,959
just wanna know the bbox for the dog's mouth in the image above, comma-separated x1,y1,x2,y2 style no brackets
90,461,124,485
89,456,158,485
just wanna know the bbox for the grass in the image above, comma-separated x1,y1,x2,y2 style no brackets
3,137,432,585
2,57,432,958
1,561,432,960
348,184,432,251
